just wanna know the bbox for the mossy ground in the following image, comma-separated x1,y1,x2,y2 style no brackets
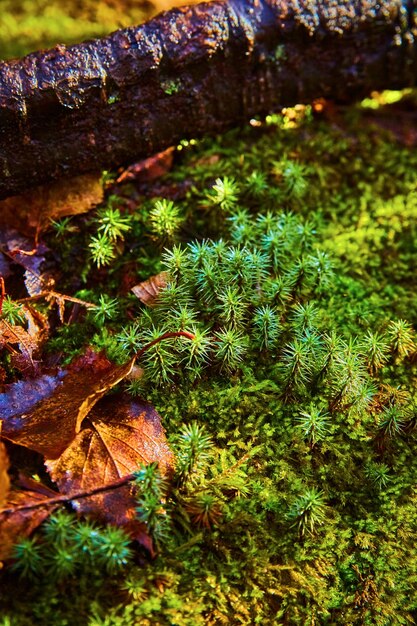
2,5,417,626
1,94,416,626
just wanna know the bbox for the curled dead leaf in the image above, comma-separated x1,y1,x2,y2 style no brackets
0,229,48,296
0,304,49,375
131,271,169,307
116,147,175,185
0,320,38,375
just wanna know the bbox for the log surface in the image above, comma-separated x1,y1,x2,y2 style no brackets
0,0,416,199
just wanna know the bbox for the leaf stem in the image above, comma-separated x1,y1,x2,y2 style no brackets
135,331,196,360
16,290,96,308
0,473,137,515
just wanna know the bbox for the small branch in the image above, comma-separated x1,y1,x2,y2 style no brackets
0,473,137,515
1,248,94,309
135,331,195,360
17,290,97,309
1,0,416,199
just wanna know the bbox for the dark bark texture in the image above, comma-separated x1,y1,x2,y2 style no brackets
0,0,417,199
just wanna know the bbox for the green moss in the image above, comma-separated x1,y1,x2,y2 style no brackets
0,0,151,60
161,78,182,96
2,60,417,623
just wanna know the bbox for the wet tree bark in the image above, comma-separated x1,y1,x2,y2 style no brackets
0,0,416,199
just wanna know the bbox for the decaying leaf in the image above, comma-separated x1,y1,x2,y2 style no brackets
0,174,103,235
0,321,38,376
131,271,169,307
1,351,135,458
0,229,48,296
0,349,170,555
0,372,65,420
46,394,174,547
0,479,59,561
23,305,49,346
0,305,49,375
0,440,10,509
116,147,175,185
23,272,46,298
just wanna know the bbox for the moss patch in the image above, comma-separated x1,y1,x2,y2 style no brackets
1,82,417,626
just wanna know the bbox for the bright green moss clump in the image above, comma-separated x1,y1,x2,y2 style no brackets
2,95,417,625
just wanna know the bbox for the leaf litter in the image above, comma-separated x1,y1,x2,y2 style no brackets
0,348,174,556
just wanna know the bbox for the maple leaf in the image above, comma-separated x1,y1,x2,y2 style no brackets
131,271,169,307
1,351,135,458
46,394,174,549
0,478,59,561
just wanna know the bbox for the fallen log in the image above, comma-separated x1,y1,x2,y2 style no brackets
0,0,416,200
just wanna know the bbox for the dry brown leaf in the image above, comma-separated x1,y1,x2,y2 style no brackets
0,228,49,295
0,480,59,561
0,174,103,235
23,305,49,345
0,320,37,374
0,372,65,420
1,351,135,459
116,147,175,185
0,302,49,375
131,271,169,307
0,441,10,509
0,321,36,353
46,394,174,548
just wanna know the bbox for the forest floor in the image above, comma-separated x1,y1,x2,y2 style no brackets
1,3,417,625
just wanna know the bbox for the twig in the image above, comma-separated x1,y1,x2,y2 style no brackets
16,290,96,308
0,473,137,515
1,0,415,199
